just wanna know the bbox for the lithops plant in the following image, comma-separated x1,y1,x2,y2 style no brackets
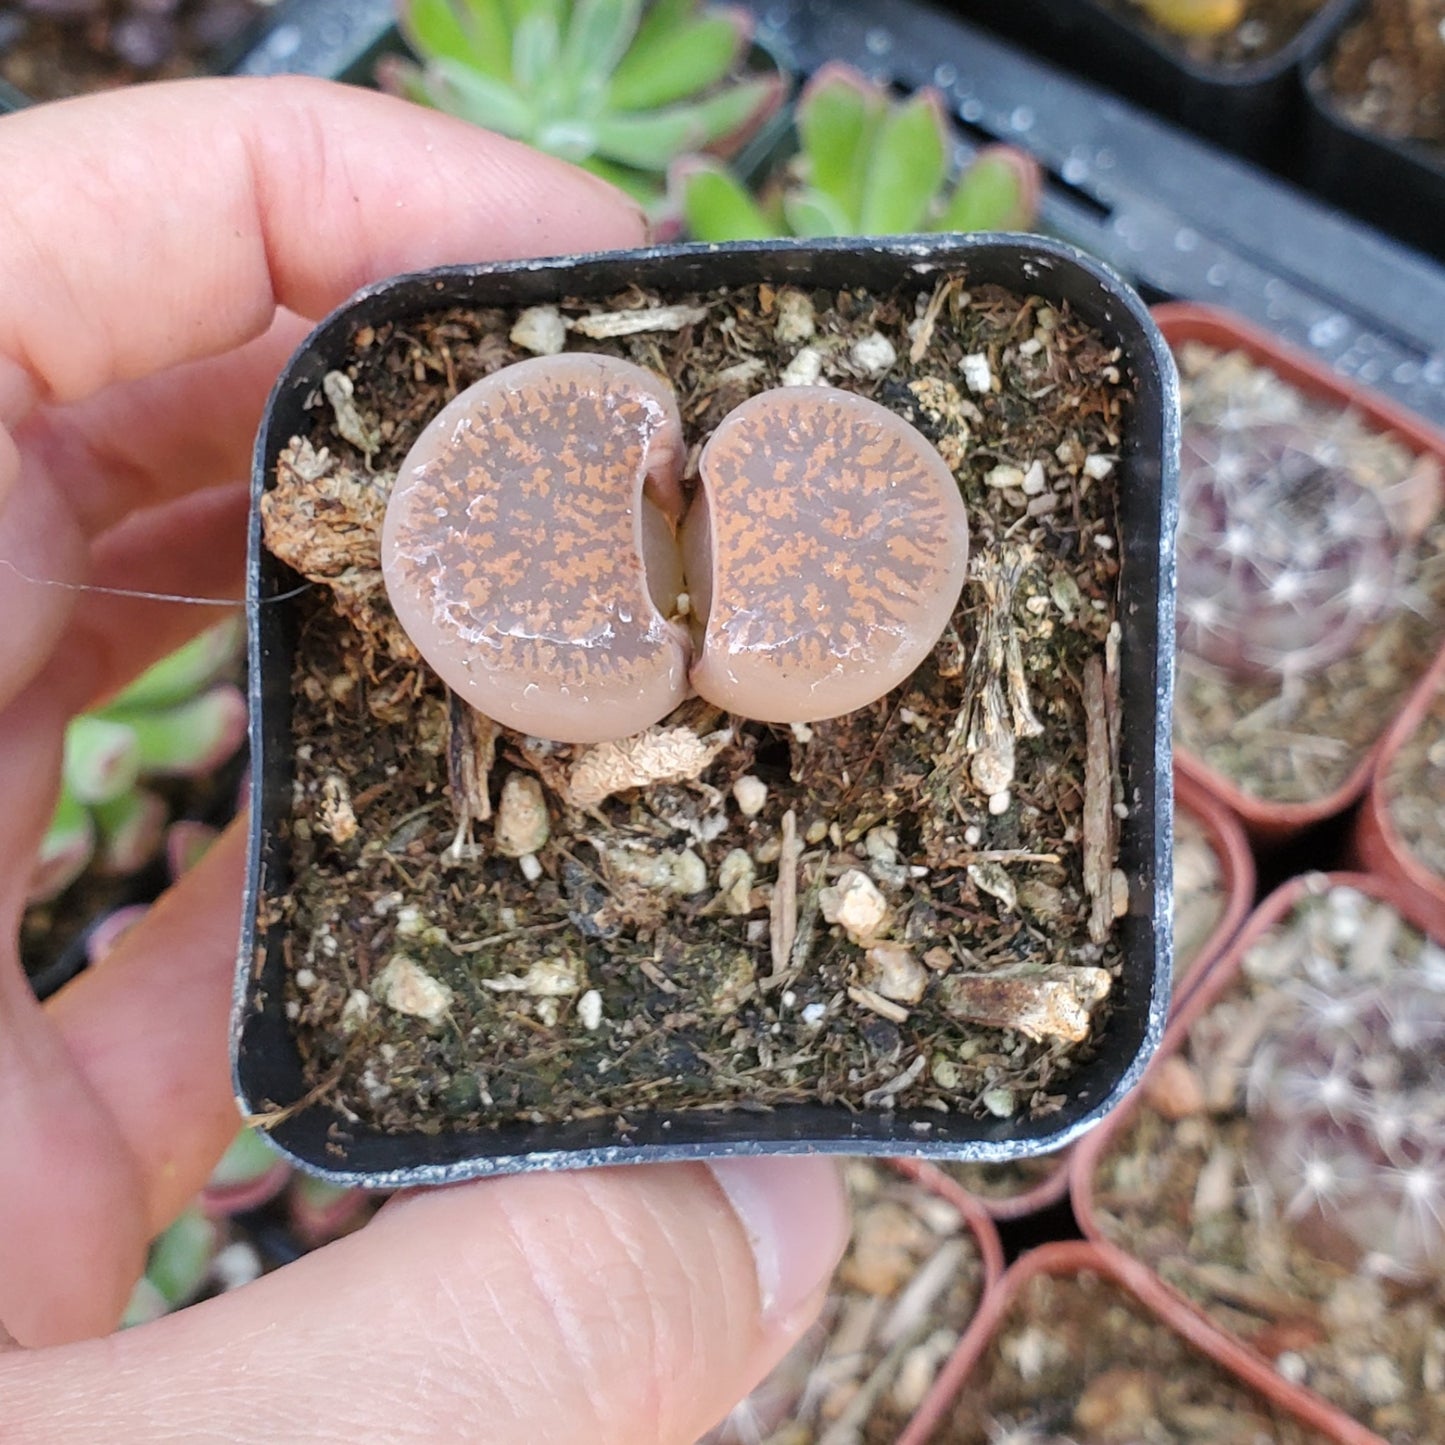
381,353,969,742
1175,420,1408,682
677,62,1040,243
380,0,785,211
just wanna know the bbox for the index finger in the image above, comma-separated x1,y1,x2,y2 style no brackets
0,75,646,428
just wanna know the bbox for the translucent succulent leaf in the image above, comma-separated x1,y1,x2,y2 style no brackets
113,685,248,777
593,77,778,167
608,11,745,112
782,187,852,238
797,63,881,228
64,715,140,806
399,0,510,80
510,8,562,96
560,0,643,97
427,57,535,136
537,116,603,162
677,159,780,241
934,146,1039,233
859,88,946,235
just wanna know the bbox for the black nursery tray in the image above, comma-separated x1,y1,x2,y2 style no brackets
233,234,1178,1186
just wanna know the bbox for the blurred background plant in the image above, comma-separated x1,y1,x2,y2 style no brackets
674,61,1040,241
380,0,786,212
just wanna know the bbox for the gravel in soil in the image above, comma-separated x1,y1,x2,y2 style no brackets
931,1265,1331,1444
1089,884,1445,1443
1107,0,1331,65
1382,672,1445,879
707,1160,988,1445
258,273,1136,1139
0,0,265,101
1324,0,1445,150
1172,341,1445,807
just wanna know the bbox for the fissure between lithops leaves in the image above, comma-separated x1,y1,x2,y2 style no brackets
381,353,969,745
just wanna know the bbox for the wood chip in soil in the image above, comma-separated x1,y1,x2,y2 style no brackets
259,274,1136,1138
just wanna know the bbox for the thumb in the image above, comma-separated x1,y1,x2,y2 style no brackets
0,1157,849,1445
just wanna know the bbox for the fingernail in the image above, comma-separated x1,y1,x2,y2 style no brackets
707,1156,849,1322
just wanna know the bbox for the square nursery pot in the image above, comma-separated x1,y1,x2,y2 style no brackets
1071,870,1445,1443
1350,641,1445,936
933,763,1253,1223
234,234,1178,1186
947,0,1356,165
707,1158,1003,1444
1158,301,1445,846
1302,0,1445,263
895,1239,1376,1445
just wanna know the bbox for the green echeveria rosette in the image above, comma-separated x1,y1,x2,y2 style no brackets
675,61,1042,242
26,617,248,906
381,0,787,212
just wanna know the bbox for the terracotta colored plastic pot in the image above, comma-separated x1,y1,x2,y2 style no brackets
897,1238,1376,1445
1350,643,1445,937
889,1158,1013,1263
1071,869,1437,1443
1156,302,1445,846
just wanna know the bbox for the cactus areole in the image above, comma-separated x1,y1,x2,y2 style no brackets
380,354,969,743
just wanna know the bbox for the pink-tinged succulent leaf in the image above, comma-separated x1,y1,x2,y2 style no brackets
86,904,150,966
288,1175,375,1248
120,683,247,777
608,6,750,112
63,715,140,806
935,144,1041,234
673,155,781,241
93,786,167,876
166,820,220,881
859,86,948,235
797,61,884,226
27,784,95,905
594,74,783,168
202,1128,291,1217
106,616,243,714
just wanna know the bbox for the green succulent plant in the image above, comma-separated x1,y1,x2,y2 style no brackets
28,618,247,906
382,0,786,208
676,61,1041,242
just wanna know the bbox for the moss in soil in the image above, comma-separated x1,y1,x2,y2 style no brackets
257,272,1136,1139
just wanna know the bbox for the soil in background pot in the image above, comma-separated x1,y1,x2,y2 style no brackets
260,273,1137,1140
1088,881,1445,1442
1324,0,1445,151
0,0,266,102
1104,0,1332,64
1378,673,1445,879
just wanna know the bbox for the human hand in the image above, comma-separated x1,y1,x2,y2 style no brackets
0,78,848,1442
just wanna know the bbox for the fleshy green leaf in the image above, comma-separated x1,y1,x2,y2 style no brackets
115,685,247,777
934,146,1040,233
559,0,643,109
678,160,780,241
627,0,698,57
797,63,881,228
425,58,535,135
608,12,746,111
145,1209,220,1310
582,155,665,205
106,618,242,714
593,77,778,169
209,1128,286,1190
782,187,852,238
399,0,510,80
63,716,140,806
859,87,947,234
28,783,95,904
94,787,166,875
510,8,563,96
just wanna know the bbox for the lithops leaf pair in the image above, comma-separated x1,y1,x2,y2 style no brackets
381,0,785,211
676,61,1041,243
381,353,969,743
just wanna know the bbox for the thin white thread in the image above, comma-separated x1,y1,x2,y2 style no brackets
0,558,314,606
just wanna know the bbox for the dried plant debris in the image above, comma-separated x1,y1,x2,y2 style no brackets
1325,0,1445,150
1091,883,1445,1442
934,1267,1331,1444
1172,342,1445,805
946,808,1226,1203
1382,676,1445,879
707,1161,987,1445
260,275,1134,1136
1171,808,1226,982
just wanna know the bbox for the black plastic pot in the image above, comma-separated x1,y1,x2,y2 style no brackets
1301,0,1445,263
946,0,1356,167
234,234,1177,1186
